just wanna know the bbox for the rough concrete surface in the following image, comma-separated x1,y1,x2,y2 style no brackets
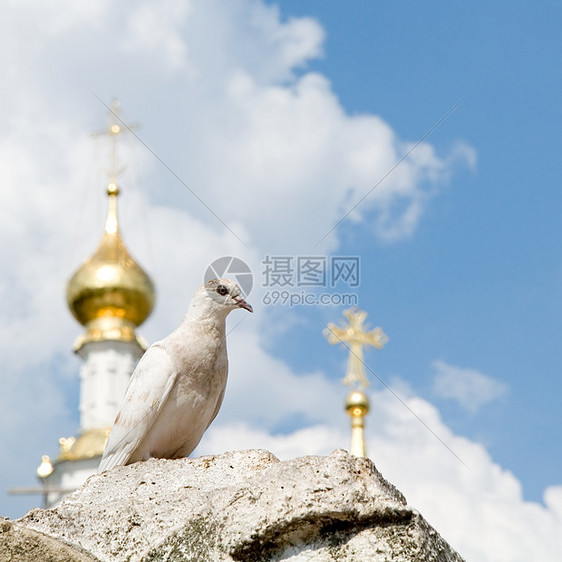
8,449,464,561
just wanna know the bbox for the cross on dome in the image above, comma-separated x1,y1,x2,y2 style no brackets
324,307,388,390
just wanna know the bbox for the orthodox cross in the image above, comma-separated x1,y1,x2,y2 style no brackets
324,307,388,390
91,99,138,185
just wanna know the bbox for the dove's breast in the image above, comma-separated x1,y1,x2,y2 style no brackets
134,330,229,460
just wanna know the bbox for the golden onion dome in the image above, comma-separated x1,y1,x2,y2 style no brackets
67,182,155,350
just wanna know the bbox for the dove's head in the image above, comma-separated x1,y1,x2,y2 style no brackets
201,278,253,315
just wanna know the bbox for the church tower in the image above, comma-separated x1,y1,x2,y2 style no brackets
37,103,156,507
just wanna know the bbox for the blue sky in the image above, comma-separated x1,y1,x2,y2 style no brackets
0,1,561,559
275,0,562,501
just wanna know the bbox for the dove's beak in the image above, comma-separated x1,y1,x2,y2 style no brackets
234,295,253,313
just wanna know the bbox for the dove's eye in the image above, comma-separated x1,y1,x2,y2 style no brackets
216,284,228,296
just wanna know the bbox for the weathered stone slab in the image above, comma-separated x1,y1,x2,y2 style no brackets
14,449,463,561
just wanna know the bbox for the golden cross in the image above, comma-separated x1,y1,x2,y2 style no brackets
91,99,139,184
324,307,388,390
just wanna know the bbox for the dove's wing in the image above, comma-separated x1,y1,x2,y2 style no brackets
98,343,177,473
206,384,226,430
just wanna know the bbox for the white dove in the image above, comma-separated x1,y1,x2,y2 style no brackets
98,278,253,473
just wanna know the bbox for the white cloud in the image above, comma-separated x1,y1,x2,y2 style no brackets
222,327,343,429
432,359,508,413
180,69,473,252
174,0,324,86
372,393,562,562
124,0,191,71
200,422,344,460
